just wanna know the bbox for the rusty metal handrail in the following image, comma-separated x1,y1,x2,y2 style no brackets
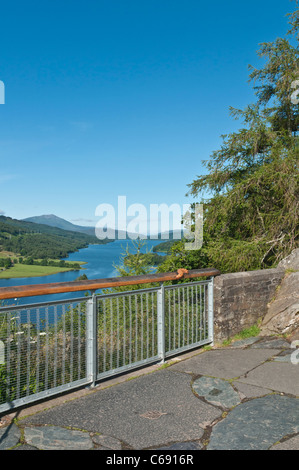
0,268,220,300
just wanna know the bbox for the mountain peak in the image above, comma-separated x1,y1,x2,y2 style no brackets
22,214,90,233
38,214,63,220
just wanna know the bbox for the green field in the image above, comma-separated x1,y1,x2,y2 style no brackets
0,261,85,279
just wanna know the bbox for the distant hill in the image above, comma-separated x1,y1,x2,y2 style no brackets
23,214,186,242
23,214,97,236
23,214,135,240
0,215,109,260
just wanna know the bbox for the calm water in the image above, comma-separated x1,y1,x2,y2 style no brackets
0,239,166,306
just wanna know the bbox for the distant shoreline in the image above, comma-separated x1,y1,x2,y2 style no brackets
0,253,86,279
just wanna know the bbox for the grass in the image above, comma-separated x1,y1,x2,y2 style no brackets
221,324,261,347
0,251,16,258
0,250,86,278
0,261,85,279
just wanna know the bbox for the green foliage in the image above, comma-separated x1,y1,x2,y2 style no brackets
157,239,209,273
152,239,177,253
0,215,105,260
0,257,12,269
124,251,165,268
75,273,88,281
114,240,155,276
19,257,80,269
108,239,160,292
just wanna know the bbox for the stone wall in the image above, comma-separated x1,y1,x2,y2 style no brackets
213,268,285,342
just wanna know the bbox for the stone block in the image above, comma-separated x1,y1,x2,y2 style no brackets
213,268,285,341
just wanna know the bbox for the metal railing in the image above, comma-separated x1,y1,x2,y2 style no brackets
0,268,219,413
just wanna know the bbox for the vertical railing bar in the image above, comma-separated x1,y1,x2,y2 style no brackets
62,304,66,385
116,297,120,369
135,294,138,362
103,298,106,372
203,284,205,339
123,297,126,367
6,311,11,401
157,283,165,362
200,285,202,342
151,292,155,356
195,284,198,343
45,306,49,391
193,285,196,343
129,295,132,364
204,284,206,341
197,285,202,341
187,286,190,345
203,284,206,340
202,284,205,342
173,289,176,351
54,304,58,387
178,288,180,349
93,295,97,384
140,293,143,361
191,285,194,345
86,294,97,386
110,298,113,371
182,288,185,347
36,308,40,393
16,312,21,400
77,302,81,380
26,309,31,396
168,290,171,352
208,278,214,345
200,285,203,342
146,292,149,359
70,304,74,383
206,283,209,340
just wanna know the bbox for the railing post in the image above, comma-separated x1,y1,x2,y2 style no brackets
207,277,214,345
86,293,97,387
157,283,165,363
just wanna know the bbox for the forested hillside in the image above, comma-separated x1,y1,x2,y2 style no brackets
0,215,109,259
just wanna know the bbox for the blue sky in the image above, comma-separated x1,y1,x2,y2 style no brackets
0,0,294,231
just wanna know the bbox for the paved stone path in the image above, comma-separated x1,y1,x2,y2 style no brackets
207,395,299,450
0,335,298,450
